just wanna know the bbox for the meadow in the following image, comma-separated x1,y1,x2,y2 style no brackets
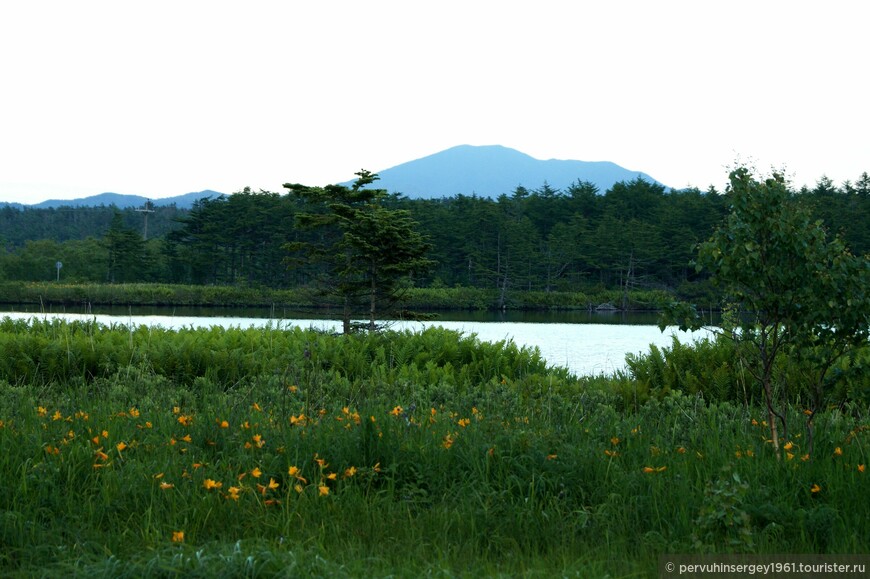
0,318,867,578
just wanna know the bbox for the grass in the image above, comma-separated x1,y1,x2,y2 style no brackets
0,319,868,577
0,280,676,312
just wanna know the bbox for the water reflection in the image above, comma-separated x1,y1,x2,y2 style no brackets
0,303,698,326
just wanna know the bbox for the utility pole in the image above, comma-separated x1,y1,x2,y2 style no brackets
135,200,155,240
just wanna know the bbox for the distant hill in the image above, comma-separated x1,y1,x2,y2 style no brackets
25,190,223,210
345,145,665,198
6,145,664,208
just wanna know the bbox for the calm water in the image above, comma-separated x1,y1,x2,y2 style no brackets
0,306,713,376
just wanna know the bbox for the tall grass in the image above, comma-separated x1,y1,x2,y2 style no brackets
1,319,868,577
0,281,675,312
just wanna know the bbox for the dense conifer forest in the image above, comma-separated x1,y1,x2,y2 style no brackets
2,174,869,307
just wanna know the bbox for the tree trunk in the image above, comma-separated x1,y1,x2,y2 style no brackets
369,263,377,332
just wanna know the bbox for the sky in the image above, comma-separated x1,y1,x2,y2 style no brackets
1,1,867,205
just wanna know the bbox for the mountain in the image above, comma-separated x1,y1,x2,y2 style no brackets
6,145,663,208
350,145,665,198
27,190,223,210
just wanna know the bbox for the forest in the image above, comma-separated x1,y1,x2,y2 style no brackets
2,172,869,309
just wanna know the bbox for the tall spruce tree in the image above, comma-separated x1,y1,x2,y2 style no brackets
285,170,433,333
103,211,146,283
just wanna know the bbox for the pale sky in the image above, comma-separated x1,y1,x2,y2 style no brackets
1,1,867,204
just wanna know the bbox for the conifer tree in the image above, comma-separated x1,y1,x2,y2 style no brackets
285,171,433,333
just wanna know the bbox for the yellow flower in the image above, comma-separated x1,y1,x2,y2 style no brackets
803,409,813,416
858,464,865,473
676,447,687,454
181,434,192,443
786,452,795,461
442,433,455,449
116,441,127,453
160,482,175,490
288,466,307,483
642,466,667,474
390,406,403,417
610,437,620,446
834,447,843,456
604,449,619,457
801,454,810,462
314,455,328,468
268,478,279,490
287,385,298,393
52,410,63,421
37,406,48,417
318,485,329,496
294,484,304,494
102,429,109,439
172,531,184,543
177,415,193,427
154,472,164,479
458,418,470,428
251,402,262,412
203,479,222,491
326,472,337,481
783,441,794,451
251,467,262,478
227,486,241,500
343,466,357,478
172,406,181,415
810,484,821,494
546,454,557,461
129,407,140,418
218,419,229,429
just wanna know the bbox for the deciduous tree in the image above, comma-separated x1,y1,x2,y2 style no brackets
667,167,870,456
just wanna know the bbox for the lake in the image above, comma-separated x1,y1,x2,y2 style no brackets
0,306,713,376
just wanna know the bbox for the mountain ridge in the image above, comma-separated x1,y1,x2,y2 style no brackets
344,145,664,198
3,191,224,210
3,145,665,208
